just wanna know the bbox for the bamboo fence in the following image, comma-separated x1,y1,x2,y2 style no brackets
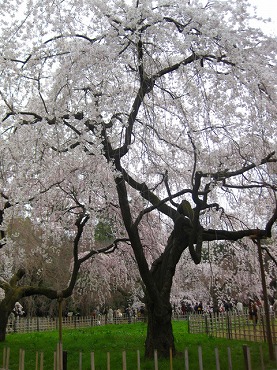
7,312,277,345
188,312,277,344
6,314,139,334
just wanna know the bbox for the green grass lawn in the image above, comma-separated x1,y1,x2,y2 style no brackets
0,321,276,369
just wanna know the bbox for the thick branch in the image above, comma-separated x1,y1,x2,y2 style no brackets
113,159,159,301
203,228,268,242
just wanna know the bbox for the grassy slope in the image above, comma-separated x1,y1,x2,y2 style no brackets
0,321,276,370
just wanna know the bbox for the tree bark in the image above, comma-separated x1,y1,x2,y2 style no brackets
0,305,10,341
144,296,175,358
0,296,19,341
143,223,188,358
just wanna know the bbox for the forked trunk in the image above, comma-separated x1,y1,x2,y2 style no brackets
144,299,175,358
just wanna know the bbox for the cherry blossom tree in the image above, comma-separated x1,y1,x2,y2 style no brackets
1,0,277,357
0,133,128,341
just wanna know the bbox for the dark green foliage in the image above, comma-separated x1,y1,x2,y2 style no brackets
94,219,114,242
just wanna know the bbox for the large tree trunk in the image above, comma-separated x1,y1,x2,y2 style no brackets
0,300,14,342
0,310,9,342
143,218,191,358
145,298,175,358
113,160,189,359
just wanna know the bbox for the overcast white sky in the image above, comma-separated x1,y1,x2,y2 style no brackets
249,0,277,35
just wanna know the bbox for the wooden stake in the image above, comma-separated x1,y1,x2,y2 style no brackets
184,348,189,370
198,346,203,370
243,345,252,370
4,347,10,370
215,347,220,370
19,348,25,370
137,350,140,370
40,352,44,370
154,349,158,370
227,347,232,370
79,352,82,370
5,347,10,370
122,350,126,370
22,349,25,370
90,352,95,370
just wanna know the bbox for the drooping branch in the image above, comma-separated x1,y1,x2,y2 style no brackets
213,151,276,181
78,237,130,264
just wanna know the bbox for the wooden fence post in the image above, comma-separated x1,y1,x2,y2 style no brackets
90,352,95,370
154,349,158,370
215,347,220,370
36,351,39,370
3,347,10,370
19,348,25,370
242,345,252,370
7,347,10,370
227,347,232,370
137,350,140,370
56,342,63,370
198,346,203,370
40,352,44,370
184,348,189,370
122,350,127,370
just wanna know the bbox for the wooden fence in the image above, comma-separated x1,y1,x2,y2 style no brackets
2,343,277,370
6,314,141,334
7,312,277,345
188,312,277,343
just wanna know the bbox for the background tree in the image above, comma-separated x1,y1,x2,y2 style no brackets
0,138,128,341
0,0,277,357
